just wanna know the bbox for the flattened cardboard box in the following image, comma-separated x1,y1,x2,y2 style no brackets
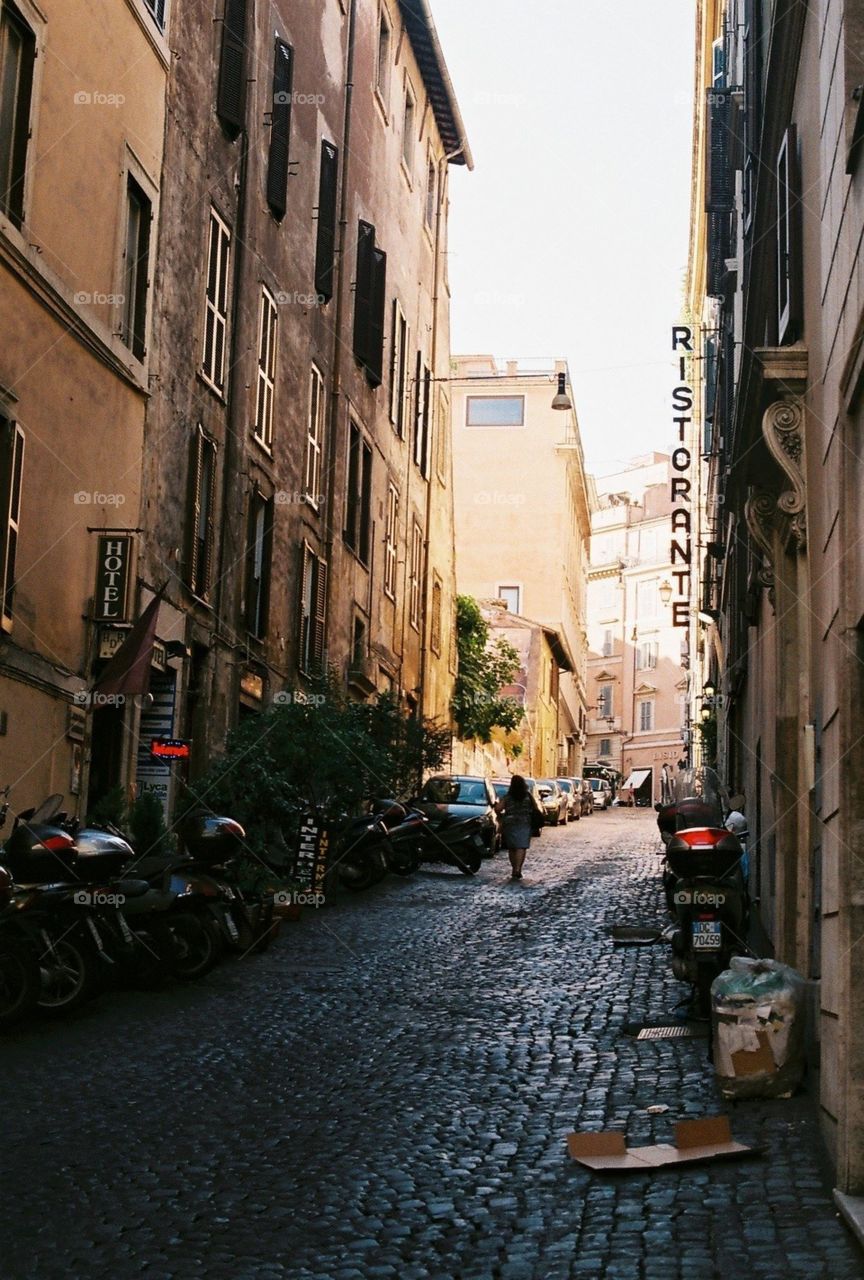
567,1116,756,1173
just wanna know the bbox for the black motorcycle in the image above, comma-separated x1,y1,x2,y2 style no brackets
380,800,487,876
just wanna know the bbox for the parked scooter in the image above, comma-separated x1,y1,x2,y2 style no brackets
0,866,41,1027
659,767,749,1013
380,799,487,876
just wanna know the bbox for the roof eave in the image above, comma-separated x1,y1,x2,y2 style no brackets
398,0,474,170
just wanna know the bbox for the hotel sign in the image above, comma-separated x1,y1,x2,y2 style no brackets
94,535,132,622
670,327,694,628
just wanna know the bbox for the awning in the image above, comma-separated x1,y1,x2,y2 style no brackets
623,769,651,791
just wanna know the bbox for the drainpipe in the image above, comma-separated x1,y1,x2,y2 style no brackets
322,0,358,667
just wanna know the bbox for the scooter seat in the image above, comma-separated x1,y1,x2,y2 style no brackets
111,879,152,897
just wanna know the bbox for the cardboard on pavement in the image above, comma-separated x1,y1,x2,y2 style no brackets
566,1116,757,1172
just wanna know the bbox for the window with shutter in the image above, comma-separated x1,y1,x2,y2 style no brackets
254,288,278,449
245,491,273,639
202,209,231,392
376,10,391,105
384,484,398,600
314,141,338,302
0,2,36,228
436,387,449,481
705,88,734,213
599,738,612,757
121,176,152,361
367,248,387,387
430,577,442,654
0,414,24,631
639,699,654,732
267,40,293,220
353,220,376,370
187,426,217,599
425,154,436,227
409,521,423,626
344,421,372,565
598,684,613,718
389,300,408,434
143,0,167,30
413,358,432,476
217,0,248,137
299,542,327,674
776,124,802,345
305,364,325,506
402,84,415,172
602,629,613,657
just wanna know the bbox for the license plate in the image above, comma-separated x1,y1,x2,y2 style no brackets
692,920,722,950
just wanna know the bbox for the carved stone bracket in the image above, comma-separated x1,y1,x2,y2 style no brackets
762,398,807,551
744,488,777,589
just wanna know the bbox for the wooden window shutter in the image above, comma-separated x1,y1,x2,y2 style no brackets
367,247,387,387
706,88,734,213
314,141,338,302
352,220,376,370
312,557,328,671
299,541,312,669
0,418,24,626
217,0,248,137
267,40,293,220
201,439,217,595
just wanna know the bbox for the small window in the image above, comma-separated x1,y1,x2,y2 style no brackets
636,579,658,619
202,209,231,392
187,426,217,600
601,628,613,657
305,365,325,506
402,84,415,172
413,354,432,476
711,36,725,88
599,738,612,756
351,616,366,668
299,542,327,674
425,154,437,228
0,1,36,228
245,491,273,639
376,9,391,104
465,396,524,426
389,300,408,436
639,699,654,732
409,521,423,628
254,288,278,449
0,414,24,631
121,176,152,361
597,684,613,718
143,0,167,29
430,576,442,654
498,585,520,613
344,420,372,565
777,124,802,344
637,640,658,670
384,484,398,600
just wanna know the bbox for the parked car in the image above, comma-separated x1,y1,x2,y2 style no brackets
589,777,613,810
491,779,545,836
417,775,500,854
572,777,593,816
556,778,581,821
536,779,568,826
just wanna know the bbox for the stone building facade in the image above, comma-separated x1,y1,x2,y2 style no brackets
449,356,593,777
689,0,864,1193
586,455,687,802
0,0,168,813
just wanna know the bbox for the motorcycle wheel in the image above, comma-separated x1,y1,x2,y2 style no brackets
694,967,715,1019
167,911,220,980
455,850,482,876
37,934,102,1014
127,917,176,989
0,936,40,1028
340,860,384,892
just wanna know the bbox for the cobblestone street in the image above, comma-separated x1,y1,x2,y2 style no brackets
3,809,861,1280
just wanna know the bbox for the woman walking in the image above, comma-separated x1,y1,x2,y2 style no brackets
496,774,534,880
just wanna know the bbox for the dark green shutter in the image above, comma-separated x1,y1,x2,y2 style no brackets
706,89,734,213
366,248,387,387
267,40,293,219
353,221,376,369
217,0,248,137
314,141,339,302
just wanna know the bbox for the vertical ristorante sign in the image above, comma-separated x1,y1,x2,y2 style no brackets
670,326,694,628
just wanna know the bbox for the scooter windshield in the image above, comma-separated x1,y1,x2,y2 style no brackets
672,767,726,829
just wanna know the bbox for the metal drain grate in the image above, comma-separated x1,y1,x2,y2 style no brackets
636,1024,704,1040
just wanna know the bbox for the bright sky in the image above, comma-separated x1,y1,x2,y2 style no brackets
432,0,696,473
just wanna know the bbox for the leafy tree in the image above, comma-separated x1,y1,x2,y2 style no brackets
451,595,522,743
185,675,449,856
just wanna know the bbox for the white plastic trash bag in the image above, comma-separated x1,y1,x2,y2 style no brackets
711,956,807,1099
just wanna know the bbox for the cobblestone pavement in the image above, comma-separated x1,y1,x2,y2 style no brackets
3,810,862,1280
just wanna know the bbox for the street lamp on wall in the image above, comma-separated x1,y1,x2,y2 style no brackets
659,579,673,607
551,372,572,411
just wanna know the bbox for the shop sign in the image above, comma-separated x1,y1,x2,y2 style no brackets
670,327,694,628
150,738,191,760
240,670,265,701
94,535,132,622
291,815,329,896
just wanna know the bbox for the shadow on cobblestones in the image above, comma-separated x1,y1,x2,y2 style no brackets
1,811,860,1280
